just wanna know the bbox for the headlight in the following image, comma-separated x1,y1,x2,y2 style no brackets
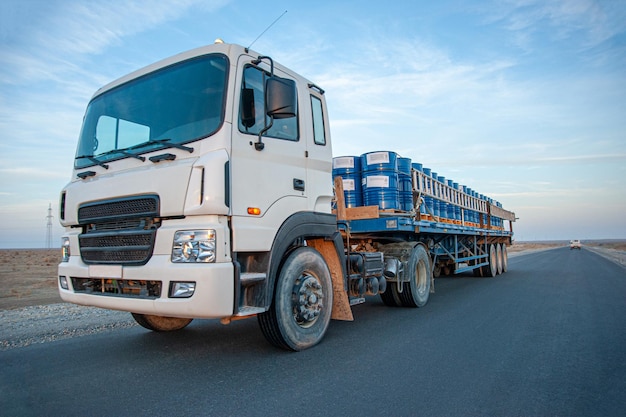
171,230,216,263
61,237,70,262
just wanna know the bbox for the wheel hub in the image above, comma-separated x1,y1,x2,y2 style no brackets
292,274,324,326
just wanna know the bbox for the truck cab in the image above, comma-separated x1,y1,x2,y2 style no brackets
58,42,342,350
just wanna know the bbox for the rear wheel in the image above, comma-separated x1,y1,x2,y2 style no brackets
380,283,402,307
501,245,508,273
258,247,333,351
131,313,192,332
496,244,503,275
398,245,431,308
480,244,498,277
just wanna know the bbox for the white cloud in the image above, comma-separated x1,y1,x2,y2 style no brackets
0,0,231,85
482,0,626,51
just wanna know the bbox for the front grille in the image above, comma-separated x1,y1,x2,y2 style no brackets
89,219,144,232
71,277,161,299
80,232,154,248
81,247,154,264
79,195,159,223
78,195,160,265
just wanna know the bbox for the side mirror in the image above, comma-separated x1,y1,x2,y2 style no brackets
266,77,297,119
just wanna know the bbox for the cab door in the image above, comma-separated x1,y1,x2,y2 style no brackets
230,56,307,251
303,87,333,213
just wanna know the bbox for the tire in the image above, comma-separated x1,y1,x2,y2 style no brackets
380,282,403,307
131,313,192,332
501,244,508,273
481,244,498,277
258,247,333,351
397,245,431,308
496,244,503,275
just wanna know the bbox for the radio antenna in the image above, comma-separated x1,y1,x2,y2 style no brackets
246,10,288,52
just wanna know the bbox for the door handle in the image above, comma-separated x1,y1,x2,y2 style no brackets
293,178,305,191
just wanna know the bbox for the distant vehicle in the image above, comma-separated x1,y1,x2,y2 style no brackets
570,240,582,250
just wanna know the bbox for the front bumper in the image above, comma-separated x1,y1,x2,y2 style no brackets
58,254,234,319
58,216,235,319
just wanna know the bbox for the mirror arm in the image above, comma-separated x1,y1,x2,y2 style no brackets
252,56,274,76
255,117,274,151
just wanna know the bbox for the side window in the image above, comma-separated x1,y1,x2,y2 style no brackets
239,65,298,141
310,95,326,145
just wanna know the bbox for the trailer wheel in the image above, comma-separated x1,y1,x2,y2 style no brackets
481,244,498,277
380,284,402,307
496,244,503,275
131,313,192,332
398,245,431,308
258,246,333,351
501,245,508,273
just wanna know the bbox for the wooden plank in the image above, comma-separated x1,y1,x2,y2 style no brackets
489,203,516,222
345,205,379,220
333,176,347,221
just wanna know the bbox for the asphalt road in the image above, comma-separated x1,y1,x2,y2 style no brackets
1,247,625,417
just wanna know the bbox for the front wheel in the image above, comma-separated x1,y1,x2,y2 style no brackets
131,313,192,332
258,247,333,351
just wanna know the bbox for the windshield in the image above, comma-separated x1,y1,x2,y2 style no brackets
75,54,228,169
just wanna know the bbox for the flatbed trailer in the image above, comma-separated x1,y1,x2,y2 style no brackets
333,165,515,292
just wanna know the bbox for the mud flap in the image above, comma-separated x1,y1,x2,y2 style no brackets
307,238,354,321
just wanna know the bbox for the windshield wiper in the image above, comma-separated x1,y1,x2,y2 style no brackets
132,138,194,153
75,155,109,169
117,149,146,162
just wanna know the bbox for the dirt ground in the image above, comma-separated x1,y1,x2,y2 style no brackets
1,241,624,310
0,249,62,310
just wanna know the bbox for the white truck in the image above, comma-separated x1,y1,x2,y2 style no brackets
58,42,515,350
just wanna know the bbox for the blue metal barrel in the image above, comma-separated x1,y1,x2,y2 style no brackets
453,182,461,222
360,151,398,171
361,151,399,210
332,156,362,208
398,157,413,211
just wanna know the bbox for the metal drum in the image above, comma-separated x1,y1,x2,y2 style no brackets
398,157,413,211
361,151,399,210
332,156,362,208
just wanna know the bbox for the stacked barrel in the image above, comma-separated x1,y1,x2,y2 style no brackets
333,151,505,230
360,151,400,210
332,156,362,208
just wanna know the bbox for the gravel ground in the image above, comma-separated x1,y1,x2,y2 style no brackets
585,246,626,267
0,304,137,351
2,246,623,352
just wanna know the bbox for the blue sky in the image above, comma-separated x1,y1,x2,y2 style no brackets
1,0,625,248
